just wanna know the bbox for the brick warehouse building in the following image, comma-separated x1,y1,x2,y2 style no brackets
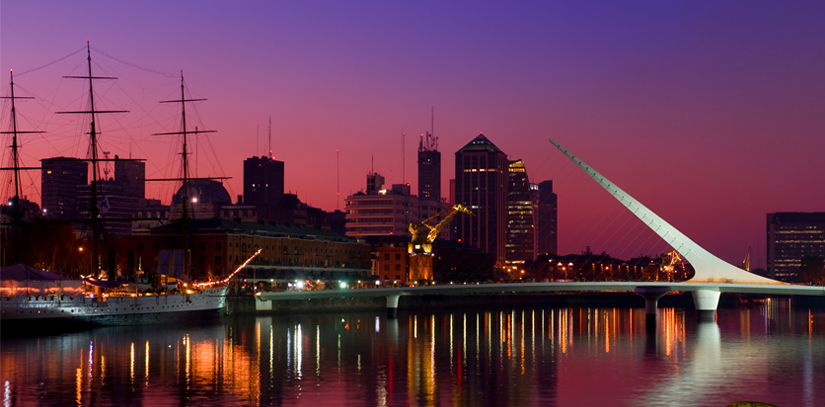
118,219,371,282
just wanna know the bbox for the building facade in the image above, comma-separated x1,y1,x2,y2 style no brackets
505,159,538,270
346,180,420,237
121,219,371,281
243,156,284,208
346,172,446,239
767,212,825,281
78,181,139,237
114,156,145,199
454,134,509,268
418,132,441,202
41,157,88,220
537,180,558,256
374,245,409,284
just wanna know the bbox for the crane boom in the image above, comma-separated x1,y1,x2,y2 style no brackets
409,204,473,254
425,204,472,243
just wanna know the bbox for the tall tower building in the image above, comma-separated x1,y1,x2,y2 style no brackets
537,180,558,256
114,156,145,199
418,132,441,202
243,156,284,207
454,134,508,268
505,159,538,269
41,157,88,220
767,212,825,281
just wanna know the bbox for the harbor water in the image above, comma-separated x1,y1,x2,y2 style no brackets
1,299,824,406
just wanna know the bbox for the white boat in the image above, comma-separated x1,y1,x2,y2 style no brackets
1,264,229,326
1,249,260,328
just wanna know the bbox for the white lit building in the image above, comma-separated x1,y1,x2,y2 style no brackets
345,173,445,238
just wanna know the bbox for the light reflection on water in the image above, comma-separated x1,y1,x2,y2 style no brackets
1,300,824,406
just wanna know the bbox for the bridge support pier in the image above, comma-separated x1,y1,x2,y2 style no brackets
692,288,720,322
386,294,401,319
634,286,671,331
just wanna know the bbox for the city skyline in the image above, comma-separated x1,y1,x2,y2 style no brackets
2,1,824,266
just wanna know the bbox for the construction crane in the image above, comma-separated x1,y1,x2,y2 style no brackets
659,250,682,281
408,204,473,282
409,204,473,254
741,247,751,271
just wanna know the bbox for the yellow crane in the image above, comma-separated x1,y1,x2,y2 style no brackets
408,204,473,254
659,250,682,281
407,204,473,282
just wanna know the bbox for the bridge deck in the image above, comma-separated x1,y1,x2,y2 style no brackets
256,282,825,302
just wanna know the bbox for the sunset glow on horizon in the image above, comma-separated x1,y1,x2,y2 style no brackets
2,1,824,265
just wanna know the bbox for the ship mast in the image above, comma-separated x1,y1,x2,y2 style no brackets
0,70,44,265
154,72,219,279
57,41,128,278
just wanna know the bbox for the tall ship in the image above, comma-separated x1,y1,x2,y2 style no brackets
0,43,256,328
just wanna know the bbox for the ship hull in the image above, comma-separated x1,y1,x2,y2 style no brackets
1,285,229,331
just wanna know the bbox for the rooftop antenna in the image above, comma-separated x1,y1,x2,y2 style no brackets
431,106,438,150
336,149,340,210
256,122,259,156
371,154,374,174
268,114,272,159
402,130,406,184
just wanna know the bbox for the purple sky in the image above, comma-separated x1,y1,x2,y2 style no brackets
2,1,824,266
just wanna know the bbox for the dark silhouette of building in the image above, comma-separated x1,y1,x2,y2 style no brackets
767,212,825,281
454,134,508,268
171,179,233,220
114,156,145,199
418,132,441,202
78,181,139,237
326,210,347,235
537,180,558,256
41,157,88,220
505,159,538,270
243,156,284,208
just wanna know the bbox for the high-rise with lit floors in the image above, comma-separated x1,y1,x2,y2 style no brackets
418,132,441,202
454,134,508,268
505,159,538,270
537,180,558,255
41,157,88,220
767,212,825,281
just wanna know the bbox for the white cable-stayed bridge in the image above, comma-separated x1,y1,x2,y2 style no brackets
256,138,824,322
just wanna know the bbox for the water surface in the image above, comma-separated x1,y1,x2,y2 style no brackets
2,300,823,406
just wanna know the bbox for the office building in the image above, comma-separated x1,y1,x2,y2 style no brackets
505,159,538,269
78,181,139,237
454,134,509,268
41,157,88,220
114,156,145,199
418,132,441,202
537,180,558,256
767,212,825,281
243,156,284,208
345,173,444,238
